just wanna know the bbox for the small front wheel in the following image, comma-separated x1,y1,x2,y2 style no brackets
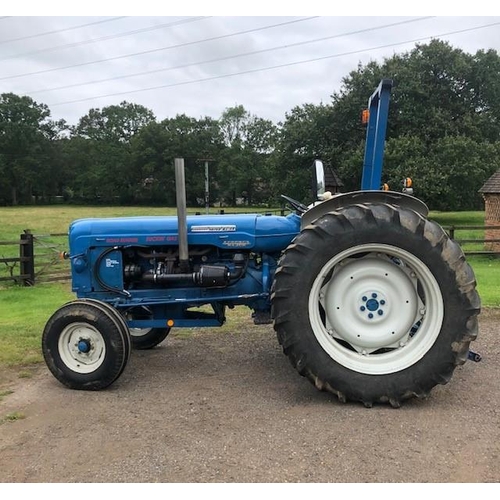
42,301,129,390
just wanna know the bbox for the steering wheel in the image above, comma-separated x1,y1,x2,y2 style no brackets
281,194,308,215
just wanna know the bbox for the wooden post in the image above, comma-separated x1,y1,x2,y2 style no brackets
20,231,35,286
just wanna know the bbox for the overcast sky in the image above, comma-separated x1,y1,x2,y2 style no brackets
1,3,499,127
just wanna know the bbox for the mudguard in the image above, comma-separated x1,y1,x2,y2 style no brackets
300,190,429,229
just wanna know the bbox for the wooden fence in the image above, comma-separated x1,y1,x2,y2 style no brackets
1,224,499,286
0,230,70,286
443,225,500,255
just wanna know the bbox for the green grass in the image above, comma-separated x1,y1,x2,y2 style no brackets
0,412,26,424
429,211,485,226
467,255,500,307
0,389,13,402
0,206,499,368
429,211,486,253
429,211,500,306
0,282,74,366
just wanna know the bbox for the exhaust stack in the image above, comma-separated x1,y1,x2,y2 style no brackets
174,158,189,272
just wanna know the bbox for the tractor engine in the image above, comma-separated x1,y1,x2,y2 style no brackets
119,246,245,289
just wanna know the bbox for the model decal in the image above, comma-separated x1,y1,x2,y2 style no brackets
191,225,237,232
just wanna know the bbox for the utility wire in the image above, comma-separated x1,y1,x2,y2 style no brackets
0,17,319,81
0,17,211,62
0,16,127,45
26,17,435,96
47,20,500,108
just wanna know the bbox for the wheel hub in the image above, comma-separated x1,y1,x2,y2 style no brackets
360,292,387,319
58,323,106,373
77,339,92,353
322,256,419,351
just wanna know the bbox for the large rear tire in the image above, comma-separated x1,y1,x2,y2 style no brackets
271,203,480,407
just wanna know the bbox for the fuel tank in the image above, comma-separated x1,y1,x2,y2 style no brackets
69,213,301,255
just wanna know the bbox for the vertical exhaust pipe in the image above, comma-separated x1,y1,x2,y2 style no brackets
174,158,189,272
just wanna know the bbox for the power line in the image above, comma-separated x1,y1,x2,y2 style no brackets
47,20,500,108
0,16,127,45
0,17,212,62
26,17,435,96
0,17,320,82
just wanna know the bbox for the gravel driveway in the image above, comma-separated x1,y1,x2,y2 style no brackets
0,309,499,483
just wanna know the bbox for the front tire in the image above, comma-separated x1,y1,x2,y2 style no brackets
272,203,480,407
42,301,129,390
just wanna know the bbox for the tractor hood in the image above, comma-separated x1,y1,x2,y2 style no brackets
69,213,300,255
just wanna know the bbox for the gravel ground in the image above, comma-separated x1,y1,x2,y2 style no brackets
0,309,499,483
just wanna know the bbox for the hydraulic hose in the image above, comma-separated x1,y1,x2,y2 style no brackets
93,246,131,298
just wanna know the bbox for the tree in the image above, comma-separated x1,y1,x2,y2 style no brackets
75,101,156,142
0,93,65,205
130,115,224,205
219,104,248,147
216,106,278,206
325,39,500,209
273,103,336,202
70,102,156,203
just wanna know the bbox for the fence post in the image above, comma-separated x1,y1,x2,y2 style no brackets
20,231,35,286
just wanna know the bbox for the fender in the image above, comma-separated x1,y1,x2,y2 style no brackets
301,190,429,229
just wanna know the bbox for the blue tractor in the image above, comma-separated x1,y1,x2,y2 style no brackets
42,80,480,407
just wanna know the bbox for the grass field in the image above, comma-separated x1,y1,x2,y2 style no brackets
0,205,498,369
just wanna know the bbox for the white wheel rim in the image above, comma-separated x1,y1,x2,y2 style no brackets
129,327,153,338
308,244,444,375
125,310,153,338
58,323,106,374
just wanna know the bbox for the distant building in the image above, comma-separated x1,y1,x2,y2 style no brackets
479,170,500,252
324,164,344,194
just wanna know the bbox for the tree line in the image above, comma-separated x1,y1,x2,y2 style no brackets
1,39,500,211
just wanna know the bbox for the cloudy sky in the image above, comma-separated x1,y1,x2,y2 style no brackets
1,3,499,126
